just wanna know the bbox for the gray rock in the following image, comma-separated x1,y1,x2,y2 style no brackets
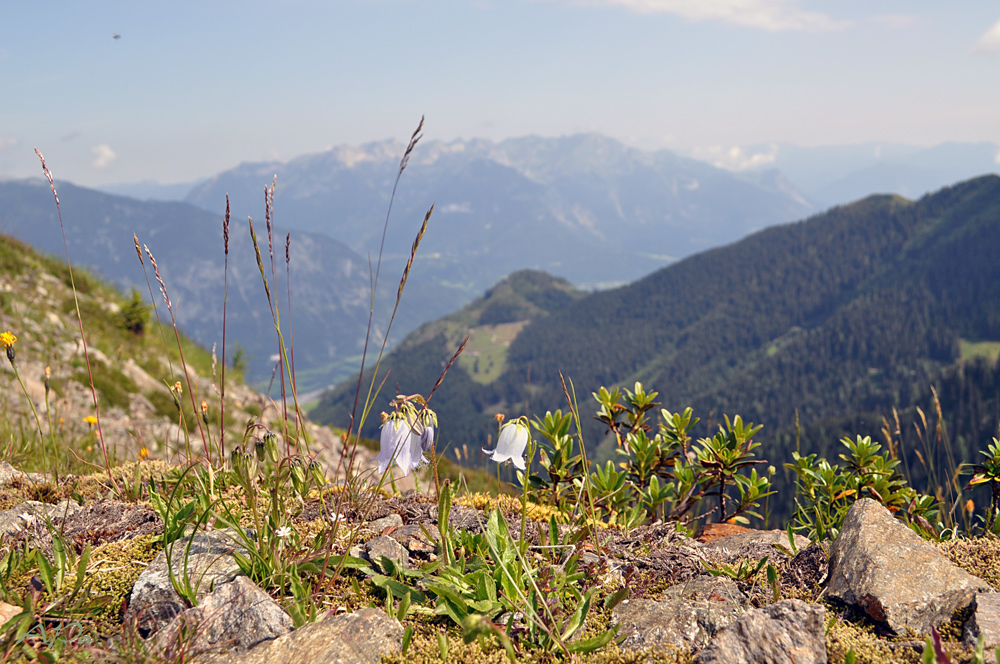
964,593,1000,649
203,607,403,664
0,500,82,537
367,514,403,532
701,529,810,567
154,575,293,653
365,535,409,571
613,576,747,651
694,599,827,664
828,498,990,635
125,530,249,637
386,523,439,555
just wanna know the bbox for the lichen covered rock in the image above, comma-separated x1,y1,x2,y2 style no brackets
828,498,990,635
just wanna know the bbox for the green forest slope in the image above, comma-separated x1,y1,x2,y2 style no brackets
315,175,1000,517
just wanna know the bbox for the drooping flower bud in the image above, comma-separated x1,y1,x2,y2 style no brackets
263,432,279,463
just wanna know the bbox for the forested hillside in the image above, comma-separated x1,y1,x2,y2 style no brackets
315,175,1000,518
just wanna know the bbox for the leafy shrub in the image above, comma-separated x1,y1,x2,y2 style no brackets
519,382,773,531
786,434,940,541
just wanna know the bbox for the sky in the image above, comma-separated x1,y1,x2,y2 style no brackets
2,1,1000,187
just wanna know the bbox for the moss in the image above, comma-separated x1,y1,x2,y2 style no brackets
455,493,573,524
938,535,1000,591
825,613,921,664
85,534,162,623
379,628,691,664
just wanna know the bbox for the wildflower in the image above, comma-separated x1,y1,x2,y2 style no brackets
377,398,437,477
173,381,183,395
44,366,51,395
966,499,975,514
377,417,412,477
483,419,530,470
276,526,293,539
19,512,34,525
1,331,15,365
83,415,98,426
138,447,149,460
200,400,209,425
418,409,437,453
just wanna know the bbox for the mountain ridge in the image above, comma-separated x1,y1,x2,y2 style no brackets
313,176,1000,503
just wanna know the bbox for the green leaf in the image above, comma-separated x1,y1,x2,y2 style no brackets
401,626,413,655
604,587,628,611
567,624,619,654
397,591,412,621
36,552,55,594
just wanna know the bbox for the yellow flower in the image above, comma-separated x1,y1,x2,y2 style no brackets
966,499,975,514
138,447,149,460
1,331,15,365
173,381,183,394
83,415,98,426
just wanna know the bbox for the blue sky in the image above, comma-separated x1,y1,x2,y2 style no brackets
2,1,999,187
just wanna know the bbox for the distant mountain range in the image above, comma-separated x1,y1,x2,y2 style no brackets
312,175,1000,522
7,134,998,397
182,133,815,294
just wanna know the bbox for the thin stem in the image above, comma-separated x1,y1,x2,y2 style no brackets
34,149,119,495
11,364,50,479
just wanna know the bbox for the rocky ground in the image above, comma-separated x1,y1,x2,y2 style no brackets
0,455,998,664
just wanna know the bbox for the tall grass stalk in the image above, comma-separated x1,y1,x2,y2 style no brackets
143,245,211,462
219,196,231,461
33,149,120,495
133,234,177,384
245,217,312,457
337,117,425,481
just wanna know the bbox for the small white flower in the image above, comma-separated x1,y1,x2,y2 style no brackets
275,526,293,539
19,512,34,525
483,420,530,470
329,512,344,524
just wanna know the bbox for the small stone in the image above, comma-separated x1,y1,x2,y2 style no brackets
0,602,20,625
154,575,293,653
964,593,1000,649
368,514,403,532
387,523,439,555
125,530,249,637
365,535,409,571
614,576,747,651
203,607,403,664
694,599,827,664
828,499,989,635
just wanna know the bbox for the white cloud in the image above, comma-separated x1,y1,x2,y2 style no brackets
575,0,847,31
691,144,778,171
91,144,117,169
0,136,17,153
973,19,1000,54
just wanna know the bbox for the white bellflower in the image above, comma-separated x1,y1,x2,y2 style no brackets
483,420,529,470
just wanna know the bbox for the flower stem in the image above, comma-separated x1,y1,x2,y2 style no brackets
11,364,53,481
